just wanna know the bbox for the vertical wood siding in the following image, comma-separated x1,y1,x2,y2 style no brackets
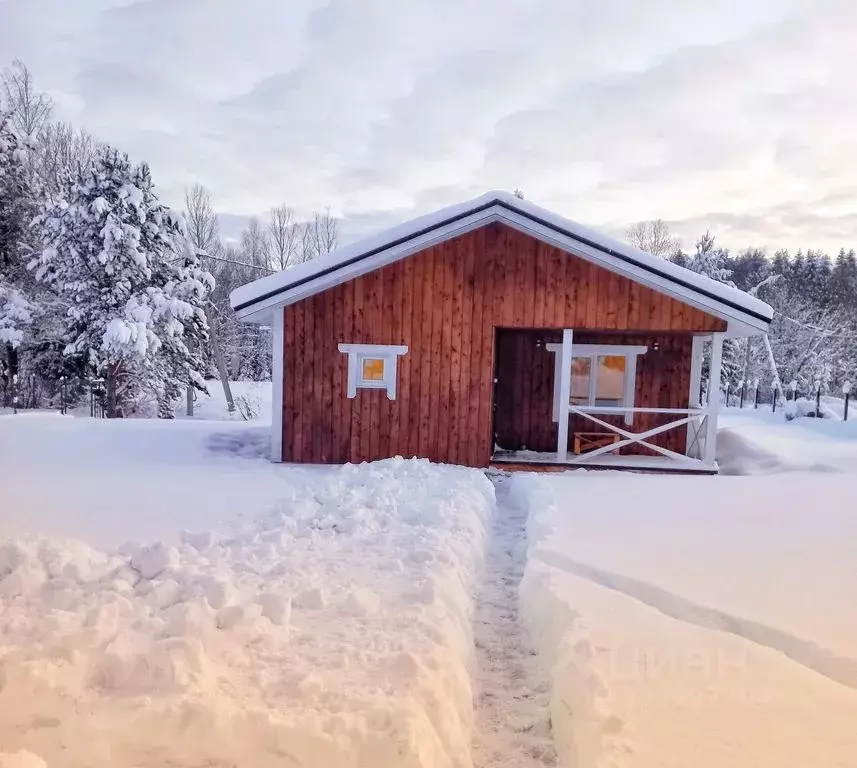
283,222,726,466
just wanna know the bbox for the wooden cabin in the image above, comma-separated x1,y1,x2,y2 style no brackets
231,192,772,472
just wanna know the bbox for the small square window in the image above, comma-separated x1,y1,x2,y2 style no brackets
339,343,408,400
361,357,385,382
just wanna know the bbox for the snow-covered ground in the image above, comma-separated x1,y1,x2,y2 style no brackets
0,412,494,767
3,401,857,767
718,405,857,473
0,414,282,546
511,411,857,768
184,379,272,422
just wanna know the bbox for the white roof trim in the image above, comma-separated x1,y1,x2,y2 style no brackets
231,191,772,335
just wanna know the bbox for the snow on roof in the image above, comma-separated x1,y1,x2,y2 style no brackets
230,191,773,330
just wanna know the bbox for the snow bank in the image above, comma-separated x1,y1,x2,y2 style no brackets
0,458,494,768
783,396,838,421
511,466,857,768
714,427,847,475
720,407,857,472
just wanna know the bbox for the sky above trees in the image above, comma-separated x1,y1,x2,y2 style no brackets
1,0,854,251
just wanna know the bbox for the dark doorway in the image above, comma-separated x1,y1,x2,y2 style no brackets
493,329,562,453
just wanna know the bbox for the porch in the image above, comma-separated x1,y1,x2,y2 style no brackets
491,328,724,473
491,451,717,473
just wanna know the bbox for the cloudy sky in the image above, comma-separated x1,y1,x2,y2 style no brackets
2,0,855,252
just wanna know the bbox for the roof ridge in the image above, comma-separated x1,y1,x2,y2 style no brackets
230,192,773,331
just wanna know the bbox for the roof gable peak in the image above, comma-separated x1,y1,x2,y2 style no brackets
230,191,772,335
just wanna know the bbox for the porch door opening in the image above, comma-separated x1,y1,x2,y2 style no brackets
493,329,565,454
493,328,695,461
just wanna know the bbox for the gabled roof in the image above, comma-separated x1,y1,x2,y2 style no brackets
231,191,773,335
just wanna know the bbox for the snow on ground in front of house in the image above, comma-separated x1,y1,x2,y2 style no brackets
0,414,285,547
0,413,495,767
510,412,857,768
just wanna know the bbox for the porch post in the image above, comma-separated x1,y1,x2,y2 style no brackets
556,329,574,461
271,308,285,462
704,333,723,466
688,335,705,408
686,334,706,457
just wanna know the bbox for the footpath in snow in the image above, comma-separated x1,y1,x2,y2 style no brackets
0,425,495,767
510,415,857,768
470,476,556,767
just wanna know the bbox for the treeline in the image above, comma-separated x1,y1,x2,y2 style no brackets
628,222,857,394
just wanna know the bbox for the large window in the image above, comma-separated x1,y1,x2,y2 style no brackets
571,355,627,407
548,343,647,424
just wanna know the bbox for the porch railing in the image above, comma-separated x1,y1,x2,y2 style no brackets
553,328,724,467
565,405,710,466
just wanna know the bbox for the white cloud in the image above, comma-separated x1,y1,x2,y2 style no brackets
2,0,856,251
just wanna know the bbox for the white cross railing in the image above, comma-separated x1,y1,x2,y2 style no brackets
566,406,709,465
553,328,723,467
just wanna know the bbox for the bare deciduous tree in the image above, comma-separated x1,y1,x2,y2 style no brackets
36,122,96,198
268,204,301,270
626,219,680,259
298,207,338,261
182,184,234,413
267,205,340,270
1,60,53,140
184,184,220,257
241,217,271,267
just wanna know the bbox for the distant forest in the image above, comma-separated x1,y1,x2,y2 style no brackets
626,219,857,394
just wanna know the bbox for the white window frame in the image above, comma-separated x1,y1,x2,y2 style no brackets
338,343,408,400
546,343,647,425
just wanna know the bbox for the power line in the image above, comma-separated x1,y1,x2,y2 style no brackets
200,252,275,274
780,314,857,339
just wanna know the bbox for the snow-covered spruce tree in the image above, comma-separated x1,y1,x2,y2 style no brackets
139,242,213,418
687,232,742,387
0,112,38,397
30,145,213,417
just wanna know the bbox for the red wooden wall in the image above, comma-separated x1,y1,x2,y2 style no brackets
282,222,726,467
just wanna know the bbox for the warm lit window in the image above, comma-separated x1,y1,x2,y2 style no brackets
570,357,591,405
361,357,385,383
339,344,408,400
572,355,628,406
548,344,647,424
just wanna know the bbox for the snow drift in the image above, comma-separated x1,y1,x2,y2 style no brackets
0,458,494,768
511,461,857,768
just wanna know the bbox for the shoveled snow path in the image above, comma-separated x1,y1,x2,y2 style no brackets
471,475,558,767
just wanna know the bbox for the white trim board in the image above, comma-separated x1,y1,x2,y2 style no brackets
338,343,408,400
270,308,284,462
231,191,772,336
491,450,717,474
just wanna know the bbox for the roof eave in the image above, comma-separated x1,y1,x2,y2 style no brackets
231,197,772,333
